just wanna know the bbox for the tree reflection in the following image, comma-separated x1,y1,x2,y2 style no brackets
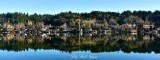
0,33,160,54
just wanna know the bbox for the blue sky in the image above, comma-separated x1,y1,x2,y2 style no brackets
0,0,160,14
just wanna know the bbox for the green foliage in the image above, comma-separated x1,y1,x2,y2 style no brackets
0,10,160,27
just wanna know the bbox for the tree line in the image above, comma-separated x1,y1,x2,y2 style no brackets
0,10,160,28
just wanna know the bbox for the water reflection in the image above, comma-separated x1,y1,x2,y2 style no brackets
0,33,160,54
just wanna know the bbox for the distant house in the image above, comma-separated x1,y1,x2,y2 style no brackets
108,24,118,29
129,29,137,35
83,28,92,32
0,23,2,27
125,23,136,28
152,28,160,34
152,30,158,34
143,21,154,29
63,28,71,32
41,27,48,31
2,23,14,32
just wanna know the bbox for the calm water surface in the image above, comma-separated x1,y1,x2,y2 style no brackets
0,49,160,60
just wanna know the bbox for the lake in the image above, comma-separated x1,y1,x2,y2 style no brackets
0,33,160,60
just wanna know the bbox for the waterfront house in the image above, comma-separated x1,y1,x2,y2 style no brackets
0,24,2,27
129,29,137,35
108,24,118,29
63,28,71,33
143,21,154,29
125,23,136,28
3,23,14,32
83,28,93,33
152,28,160,35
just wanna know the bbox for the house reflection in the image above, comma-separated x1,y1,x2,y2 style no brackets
0,33,160,53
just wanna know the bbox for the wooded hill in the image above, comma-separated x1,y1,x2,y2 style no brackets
0,10,160,28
